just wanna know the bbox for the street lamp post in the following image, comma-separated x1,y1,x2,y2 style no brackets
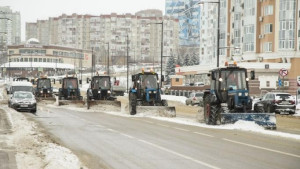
149,22,164,87
126,34,129,93
199,0,220,67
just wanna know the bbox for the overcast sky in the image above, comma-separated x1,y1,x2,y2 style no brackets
1,0,166,41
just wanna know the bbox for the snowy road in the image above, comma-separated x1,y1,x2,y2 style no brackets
25,105,300,169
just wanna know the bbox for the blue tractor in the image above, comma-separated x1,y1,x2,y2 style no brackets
129,71,175,116
202,64,276,129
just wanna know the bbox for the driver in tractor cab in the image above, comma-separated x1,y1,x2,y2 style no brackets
144,76,156,89
227,73,237,90
65,80,76,89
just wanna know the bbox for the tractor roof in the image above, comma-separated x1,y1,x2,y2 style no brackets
210,66,247,72
137,72,158,76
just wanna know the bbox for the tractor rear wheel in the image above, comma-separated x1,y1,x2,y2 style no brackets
129,93,137,115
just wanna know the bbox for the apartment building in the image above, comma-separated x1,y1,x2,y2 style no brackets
199,0,299,78
165,0,201,46
26,10,179,65
0,6,21,46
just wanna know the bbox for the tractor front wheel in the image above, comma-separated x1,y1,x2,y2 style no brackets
203,95,220,125
129,93,137,115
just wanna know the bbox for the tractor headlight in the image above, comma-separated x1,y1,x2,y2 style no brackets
246,78,249,81
40,91,43,93
98,91,101,94
219,78,223,82
108,91,111,94
153,91,157,94
157,80,159,83
238,92,242,96
137,80,140,83
245,92,249,96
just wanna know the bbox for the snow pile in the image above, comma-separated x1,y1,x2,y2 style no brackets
150,116,300,140
41,143,82,169
295,104,300,116
161,95,187,104
3,106,87,169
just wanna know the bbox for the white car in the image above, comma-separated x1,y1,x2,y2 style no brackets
9,91,37,113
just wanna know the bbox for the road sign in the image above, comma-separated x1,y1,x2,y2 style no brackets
297,76,300,86
278,79,282,87
279,68,288,77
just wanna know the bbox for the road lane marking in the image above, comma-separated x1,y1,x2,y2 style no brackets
120,133,134,139
142,120,154,124
223,138,300,158
138,139,221,169
107,128,118,133
156,123,170,128
173,127,189,132
193,132,214,138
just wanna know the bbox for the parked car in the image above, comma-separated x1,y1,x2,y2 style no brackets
254,92,295,114
185,92,204,106
194,82,205,87
9,91,37,113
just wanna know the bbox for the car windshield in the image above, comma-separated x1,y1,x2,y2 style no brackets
275,94,292,100
195,93,203,97
14,92,33,99
141,75,157,89
64,79,78,89
38,79,51,88
12,86,33,93
220,70,247,90
93,77,110,89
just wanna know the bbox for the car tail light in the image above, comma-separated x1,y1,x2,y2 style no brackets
193,97,196,100
272,100,281,104
290,100,295,104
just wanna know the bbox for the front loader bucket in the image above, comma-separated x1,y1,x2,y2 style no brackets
58,100,85,106
87,100,121,110
136,106,176,117
221,113,276,129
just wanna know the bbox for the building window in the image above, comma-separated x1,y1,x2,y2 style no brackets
39,58,42,62
24,58,28,62
266,81,270,87
43,58,46,62
34,58,37,62
264,24,273,34
176,78,179,82
264,5,273,16
263,42,272,52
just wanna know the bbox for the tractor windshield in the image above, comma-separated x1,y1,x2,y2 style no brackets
38,79,51,88
93,77,110,90
64,79,78,89
141,75,158,89
220,70,247,90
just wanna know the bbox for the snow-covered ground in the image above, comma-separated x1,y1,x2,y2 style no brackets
161,95,187,104
2,106,87,169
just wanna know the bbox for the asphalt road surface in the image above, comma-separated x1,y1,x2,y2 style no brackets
26,105,300,169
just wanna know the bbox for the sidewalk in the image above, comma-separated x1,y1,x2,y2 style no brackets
0,109,17,169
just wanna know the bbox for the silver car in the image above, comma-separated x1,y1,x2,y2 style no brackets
9,91,37,113
185,92,204,106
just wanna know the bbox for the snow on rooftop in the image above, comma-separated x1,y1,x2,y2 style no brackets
0,62,74,69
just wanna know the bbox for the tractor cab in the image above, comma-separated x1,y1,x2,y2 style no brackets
35,77,53,98
132,71,161,104
87,75,112,100
208,64,254,111
58,76,82,100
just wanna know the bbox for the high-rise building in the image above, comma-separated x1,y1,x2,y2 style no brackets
0,6,21,46
26,10,179,65
165,0,200,46
199,0,299,79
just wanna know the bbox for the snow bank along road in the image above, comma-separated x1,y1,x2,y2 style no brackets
25,104,300,169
